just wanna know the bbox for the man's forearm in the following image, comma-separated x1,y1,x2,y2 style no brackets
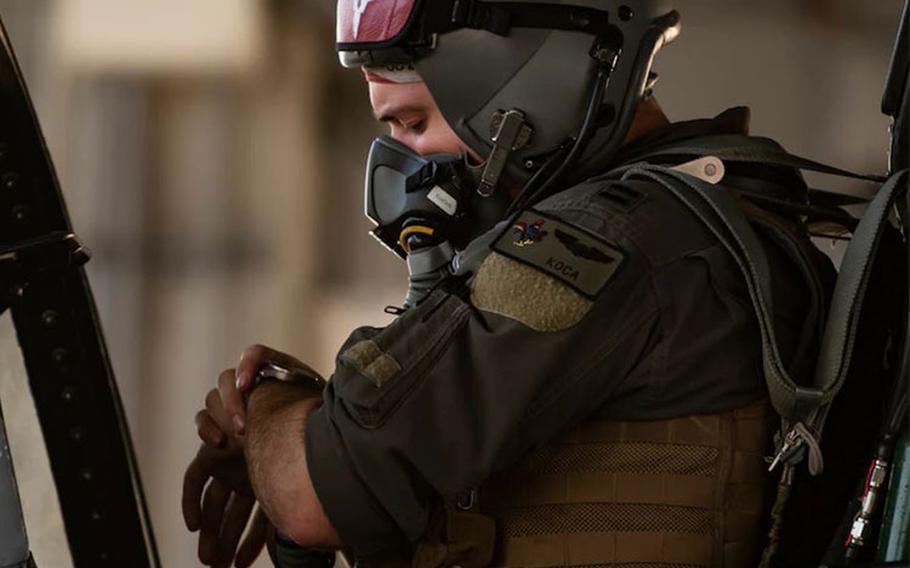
244,381,340,547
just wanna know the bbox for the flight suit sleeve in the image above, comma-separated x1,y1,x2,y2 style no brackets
304,209,663,558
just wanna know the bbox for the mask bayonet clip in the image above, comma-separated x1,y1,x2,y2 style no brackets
477,109,532,197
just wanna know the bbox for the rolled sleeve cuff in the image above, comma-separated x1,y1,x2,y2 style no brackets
305,405,407,558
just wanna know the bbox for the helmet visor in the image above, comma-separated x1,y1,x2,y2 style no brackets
337,0,420,58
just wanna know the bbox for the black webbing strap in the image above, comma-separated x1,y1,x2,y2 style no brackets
630,134,888,183
812,169,909,435
425,0,619,39
606,161,908,475
744,207,826,383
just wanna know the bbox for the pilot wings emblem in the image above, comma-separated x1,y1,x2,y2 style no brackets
555,228,616,264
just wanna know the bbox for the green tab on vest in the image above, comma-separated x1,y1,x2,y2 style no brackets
491,210,625,299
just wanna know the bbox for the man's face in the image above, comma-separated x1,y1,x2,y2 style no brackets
369,80,480,161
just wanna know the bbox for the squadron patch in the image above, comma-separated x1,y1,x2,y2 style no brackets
492,210,625,298
511,218,548,247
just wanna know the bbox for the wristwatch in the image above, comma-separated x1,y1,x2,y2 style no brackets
255,362,326,393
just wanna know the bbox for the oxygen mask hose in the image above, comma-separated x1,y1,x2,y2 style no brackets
399,224,437,254
400,219,456,309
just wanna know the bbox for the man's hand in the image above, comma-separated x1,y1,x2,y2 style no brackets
184,346,325,566
229,344,321,436
183,442,270,567
183,368,267,568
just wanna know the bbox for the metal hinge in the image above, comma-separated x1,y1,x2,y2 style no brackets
478,109,533,197
0,231,90,270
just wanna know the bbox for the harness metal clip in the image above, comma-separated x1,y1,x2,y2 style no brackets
767,422,824,475
767,428,804,472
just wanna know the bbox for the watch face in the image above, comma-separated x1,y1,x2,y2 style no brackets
257,363,325,388
257,363,293,381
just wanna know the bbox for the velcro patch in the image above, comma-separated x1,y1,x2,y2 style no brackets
492,210,625,299
472,253,593,332
339,339,401,388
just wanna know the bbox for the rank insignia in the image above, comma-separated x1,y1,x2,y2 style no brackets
512,218,548,247
493,209,625,298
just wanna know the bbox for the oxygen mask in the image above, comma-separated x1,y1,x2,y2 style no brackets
363,135,512,307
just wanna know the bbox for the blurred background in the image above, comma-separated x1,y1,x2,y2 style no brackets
0,0,902,566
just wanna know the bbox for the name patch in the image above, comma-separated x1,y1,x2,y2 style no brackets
492,210,625,298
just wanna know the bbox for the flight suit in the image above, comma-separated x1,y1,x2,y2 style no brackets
297,108,827,567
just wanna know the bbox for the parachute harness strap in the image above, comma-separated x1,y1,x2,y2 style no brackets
605,161,908,476
607,158,907,567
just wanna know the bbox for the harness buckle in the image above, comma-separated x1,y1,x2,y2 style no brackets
767,422,825,475
767,428,803,472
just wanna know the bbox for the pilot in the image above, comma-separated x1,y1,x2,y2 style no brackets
183,1,828,566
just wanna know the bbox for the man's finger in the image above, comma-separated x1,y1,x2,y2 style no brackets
198,479,230,566
195,410,226,448
236,344,276,391
204,387,232,434
217,368,246,435
182,448,211,532
215,492,255,568
235,506,271,568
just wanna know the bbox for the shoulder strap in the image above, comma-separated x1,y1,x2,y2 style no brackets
739,202,827,383
631,134,887,183
812,170,908,434
606,161,908,476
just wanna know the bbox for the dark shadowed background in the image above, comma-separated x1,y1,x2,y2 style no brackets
0,0,902,565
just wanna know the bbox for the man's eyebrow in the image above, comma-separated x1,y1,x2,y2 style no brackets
373,104,426,122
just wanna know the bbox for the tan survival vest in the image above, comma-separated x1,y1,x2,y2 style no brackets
386,401,772,568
